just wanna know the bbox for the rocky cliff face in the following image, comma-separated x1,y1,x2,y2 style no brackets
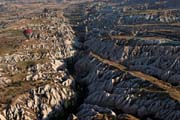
0,9,77,120
85,39,180,86
74,54,180,120
1,0,180,120
64,1,180,120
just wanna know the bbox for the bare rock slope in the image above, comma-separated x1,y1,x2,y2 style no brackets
64,1,180,120
0,9,77,120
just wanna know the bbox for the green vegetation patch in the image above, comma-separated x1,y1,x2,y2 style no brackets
16,61,36,71
0,29,23,36
11,73,27,82
0,44,17,55
160,41,180,46
0,29,25,55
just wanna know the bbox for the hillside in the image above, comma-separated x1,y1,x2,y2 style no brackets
0,0,180,120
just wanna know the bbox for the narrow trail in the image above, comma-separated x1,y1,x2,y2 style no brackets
90,52,180,101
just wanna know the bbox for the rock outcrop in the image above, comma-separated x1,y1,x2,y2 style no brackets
64,1,180,120
0,9,77,120
1,0,180,120
74,55,180,120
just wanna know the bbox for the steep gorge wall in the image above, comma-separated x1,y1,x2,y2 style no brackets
74,54,180,120
85,38,180,86
64,1,180,120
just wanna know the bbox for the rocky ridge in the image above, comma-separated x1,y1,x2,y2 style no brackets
0,9,77,120
64,1,180,120
0,0,180,120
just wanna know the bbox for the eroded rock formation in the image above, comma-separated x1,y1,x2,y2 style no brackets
0,9,77,120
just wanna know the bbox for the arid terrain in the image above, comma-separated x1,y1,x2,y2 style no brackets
0,0,180,120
